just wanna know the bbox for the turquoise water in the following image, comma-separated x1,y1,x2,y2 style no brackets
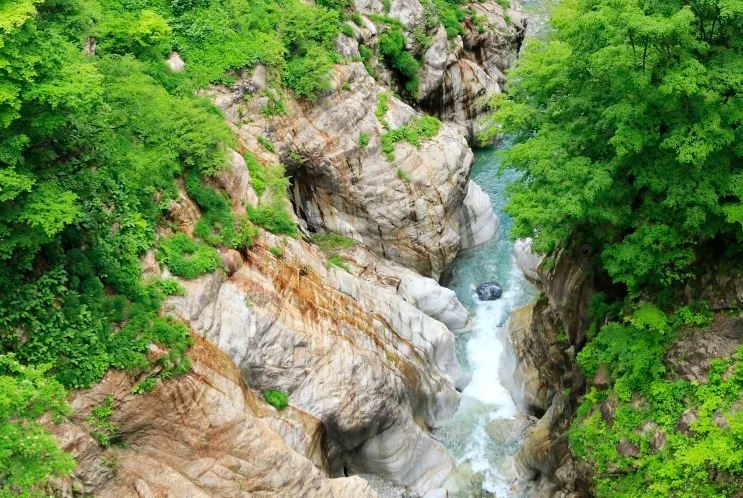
437,148,537,496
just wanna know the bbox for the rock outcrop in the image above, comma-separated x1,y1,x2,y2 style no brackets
50,336,376,498
349,0,527,141
209,62,499,279
505,250,595,496
162,231,461,492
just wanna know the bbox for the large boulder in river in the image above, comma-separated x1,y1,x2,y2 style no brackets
476,281,503,300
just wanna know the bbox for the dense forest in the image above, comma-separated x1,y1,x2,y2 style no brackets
2,0,743,494
492,0,743,494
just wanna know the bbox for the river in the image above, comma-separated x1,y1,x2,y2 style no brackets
437,149,538,497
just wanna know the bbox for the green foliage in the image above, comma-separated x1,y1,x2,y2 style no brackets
381,116,441,161
327,254,351,272
375,92,390,128
186,173,256,249
359,132,370,147
260,89,286,116
257,135,276,153
433,0,466,38
311,232,357,253
157,233,222,279
242,159,297,236
87,395,118,447
396,167,411,182
131,377,157,394
0,355,75,496
358,44,375,76
572,300,743,496
340,23,355,38
159,278,186,296
268,245,284,258
247,202,298,236
378,26,420,95
489,0,743,295
572,346,743,497
262,389,289,410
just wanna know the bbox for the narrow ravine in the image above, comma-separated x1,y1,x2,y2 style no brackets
437,150,537,497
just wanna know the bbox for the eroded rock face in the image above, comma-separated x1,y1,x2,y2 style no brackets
506,251,594,496
163,231,461,492
513,238,542,284
209,63,498,279
50,336,376,498
418,3,527,141
341,243,470,332
665,315,743,382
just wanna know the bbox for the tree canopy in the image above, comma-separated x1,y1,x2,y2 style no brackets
490,0,743,295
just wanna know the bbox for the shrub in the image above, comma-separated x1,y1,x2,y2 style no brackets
396,167,411,182
186,173,256,249
0,355,75,495
282,44,336,101
131,377,157,394
248,202,298,236
269,246,284,257
378,27,420,94
359,132,370,147
159,278,186,296
263,389,289,410
375,92,390,127
157,233,222,279
381,115,441,161
87,395,118,447
257,135,276,153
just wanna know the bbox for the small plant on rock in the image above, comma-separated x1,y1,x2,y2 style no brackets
263,389,289,410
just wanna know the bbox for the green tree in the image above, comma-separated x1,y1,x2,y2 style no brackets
0,354,75,496
489,0,743,295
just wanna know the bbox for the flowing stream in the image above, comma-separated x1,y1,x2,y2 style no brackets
437,150,537,497
435,3,557,495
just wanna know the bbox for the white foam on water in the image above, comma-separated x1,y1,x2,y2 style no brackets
454,263,533,494
435,151,542,496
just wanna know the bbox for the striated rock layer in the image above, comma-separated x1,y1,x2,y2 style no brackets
50,335,376,498
505,250,595,497
210,62,499,279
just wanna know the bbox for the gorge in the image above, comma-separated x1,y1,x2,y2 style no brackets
2,0,743,496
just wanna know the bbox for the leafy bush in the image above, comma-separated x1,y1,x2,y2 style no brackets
433,0,466,38
257,135,276,153
378,26,421,94
359,132,370,147
263,389,289,410
160,278,186,296
396,167,411,182
571,300,743,496
186,173,256,249
248,202,298,236
381,116,441,161
157,233,222,279
0,355,75,495
132,377,158,394
87,395,118,447
327,254,351,272
489,0,743,294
